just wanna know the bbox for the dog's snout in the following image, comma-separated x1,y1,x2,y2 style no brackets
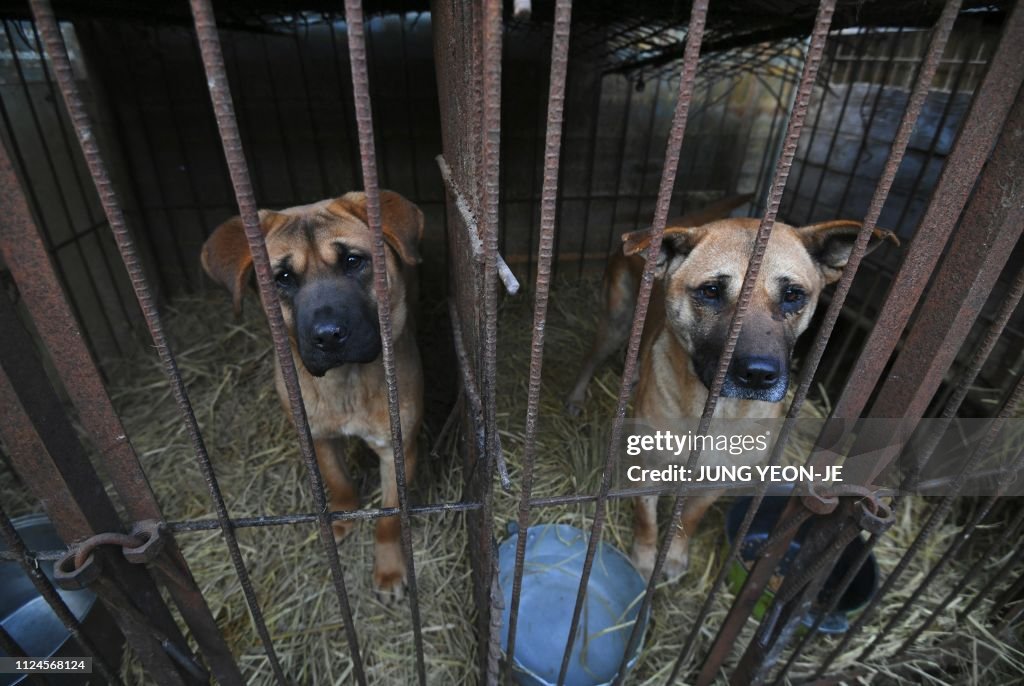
733,356,780,390
312,314,349,352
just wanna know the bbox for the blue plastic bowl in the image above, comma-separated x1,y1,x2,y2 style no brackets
498,524,650,686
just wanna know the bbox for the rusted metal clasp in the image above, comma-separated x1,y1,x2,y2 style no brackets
53,520,190,590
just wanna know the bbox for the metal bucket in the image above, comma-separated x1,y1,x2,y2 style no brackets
498,524,650,686
0,514,122,685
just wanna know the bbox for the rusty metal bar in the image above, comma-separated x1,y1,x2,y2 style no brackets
683,3,964,680
25,3,287,682
0,506,123,686
187,2,367,684
504,1,574,679
830,0,1024,421
553,3,711,684
0,297,192,685
815,372,1024,679
479,2,505,682
167,500,483,532
342,3,426,682
0,20,129,351
772,264,1024,684
890,483,1024,663
448,297,512,491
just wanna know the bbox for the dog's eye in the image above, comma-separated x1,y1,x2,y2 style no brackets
344,253,366,272
782,286,806,311
696,283,721,301
275,270,297,289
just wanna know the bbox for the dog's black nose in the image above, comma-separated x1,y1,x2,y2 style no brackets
312,321,349,351
733,356,781,390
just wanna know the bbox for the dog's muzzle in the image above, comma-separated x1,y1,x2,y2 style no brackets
699,354,789,402
295,280,382,376
721,355,788,402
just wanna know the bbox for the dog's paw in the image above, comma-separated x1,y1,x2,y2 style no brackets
373,543,408,604
631,543,657,581
662,548,689,582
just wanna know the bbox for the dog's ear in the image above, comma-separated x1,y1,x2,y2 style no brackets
201,210,288,315
621,225,707,277
797,220,900,284
330,190,424,266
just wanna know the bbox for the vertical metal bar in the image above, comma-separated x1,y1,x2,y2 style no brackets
684,3,960,680
0,298,190,686
342,2,426,684
890,26,975,233
27,2,280,683
73,20,173,296
816,373,1024,679
891,475,1024,662
503,2,573,681
0,506,124,686
0,137,244,685
479,2,504,681
832,29,912,219
0,61,94,335
1,20,125,353
784,30,842,221
187,3,368,684
800,27,874,223
554,2,711,684
623,3,839,683
772,264,1024,685
830,0,1024,421
25,19,137,326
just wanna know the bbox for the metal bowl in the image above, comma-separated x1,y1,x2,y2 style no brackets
498,524,650,686
0,514,121,685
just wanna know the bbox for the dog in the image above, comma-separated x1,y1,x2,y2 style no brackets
568,197,897,579
201,190,424,600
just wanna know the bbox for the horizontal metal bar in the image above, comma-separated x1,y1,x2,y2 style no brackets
166,500,483,533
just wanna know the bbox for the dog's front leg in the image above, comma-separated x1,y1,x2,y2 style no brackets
370,437,417,602
631,495,659,580
314,437,360,542
663,490,723,580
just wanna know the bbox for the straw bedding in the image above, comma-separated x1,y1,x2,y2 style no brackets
4,278,1023,684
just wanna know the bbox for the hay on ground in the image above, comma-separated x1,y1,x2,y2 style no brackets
3,278,1022,684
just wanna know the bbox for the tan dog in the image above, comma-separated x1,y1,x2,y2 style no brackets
202,190,424,600
569,201,897,579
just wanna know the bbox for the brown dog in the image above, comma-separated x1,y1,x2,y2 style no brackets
569,202,897,579
202,190,424,600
